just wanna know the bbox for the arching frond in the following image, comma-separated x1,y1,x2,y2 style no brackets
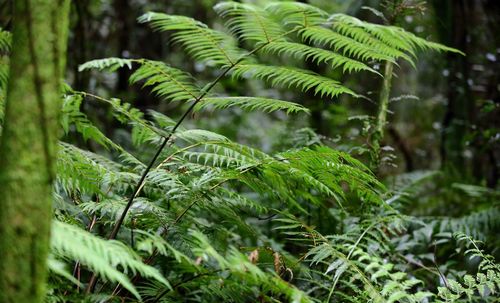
329,14,464,56
300,26,396,62
265,1,329,27
78,57,134,72
214,2,287,43
260,41,379,74
129,60,199,102
0,28,11,53
51,220,170,300
138,12,246,67
233,64,358,98
61,94,122,151
194,96,309,114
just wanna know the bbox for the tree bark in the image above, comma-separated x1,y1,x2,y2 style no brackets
0,1,70,302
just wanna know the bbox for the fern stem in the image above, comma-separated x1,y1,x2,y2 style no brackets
370,61,393,171
86,40,272,294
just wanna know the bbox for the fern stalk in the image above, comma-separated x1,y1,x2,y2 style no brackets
371,61,394,170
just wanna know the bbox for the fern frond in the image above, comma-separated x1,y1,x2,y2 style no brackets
129,60,199,102
138,12,245,67
265,2,329,27
194,96,309,114
190,230,314,303
233,64,358,98
329,14,464,56
0,28,11,53
47,256,81,287
61,94,122,151
78,57,134,72
79,59,199,103
260,41,379,74
214,2,287,43
51,220,170,299
435,233,500,302
300,26,396,62
174,128,230,144
329,16,415,64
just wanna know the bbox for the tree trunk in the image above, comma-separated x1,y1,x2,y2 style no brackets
431,0,473,175
0,1,70,302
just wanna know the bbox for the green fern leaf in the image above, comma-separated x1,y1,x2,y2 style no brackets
233,64,358,98
129,60,198,102
194,96,309,114
138,12,245,67
51,220,171,300
78,57,134,72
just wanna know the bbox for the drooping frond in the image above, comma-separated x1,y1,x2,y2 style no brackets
260,41,379,74
129,60,199,102
233,64,358,98
276,146,384,206
51,220,170,300
78,57,134,72
194,96,309,114
56,142,135,195
299,26,396,62
329,14,464,56
79,58,199,103
61,94,122,151
189,230,314,303
214,2,287,43
138,12,245,67
0,28,11,53
265,1,329,27
47,256,81,287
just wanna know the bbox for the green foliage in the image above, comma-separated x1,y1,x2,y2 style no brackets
193,96,309,114
436,233,500,302
50,220,170,300
1,2,496,303
0,27,11,132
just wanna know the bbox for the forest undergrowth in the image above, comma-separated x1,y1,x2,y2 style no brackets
0,1,498,302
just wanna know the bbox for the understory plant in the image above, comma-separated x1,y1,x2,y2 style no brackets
0,1,498,302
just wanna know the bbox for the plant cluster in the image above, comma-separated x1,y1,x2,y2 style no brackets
0,1,498,302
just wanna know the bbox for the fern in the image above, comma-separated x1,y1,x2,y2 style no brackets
193,96,308,114
260,41,379,74
0,28,10,132
435,233,500,302
138,13,244,67
26,2,493,302
51,220,170,300
232,64,358,98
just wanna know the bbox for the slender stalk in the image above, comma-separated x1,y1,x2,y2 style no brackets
370,61,394,171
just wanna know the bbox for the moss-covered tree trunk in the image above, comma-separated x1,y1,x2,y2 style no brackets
0,1,70,302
